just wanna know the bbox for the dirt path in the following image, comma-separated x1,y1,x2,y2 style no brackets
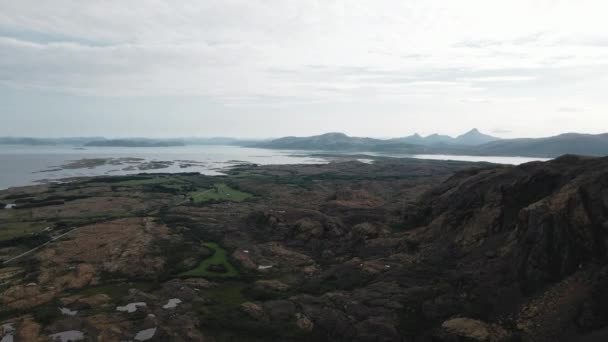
2,227,75,265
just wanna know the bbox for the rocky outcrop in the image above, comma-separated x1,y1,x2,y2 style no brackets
438,317,510,341
403,155,608,340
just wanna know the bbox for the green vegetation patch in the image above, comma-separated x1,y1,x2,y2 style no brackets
180,242,239,278
114,177,172,186
188,183,253,203
77,281,158,302
0,221,49,241
198,282,248,307
86,175,196,191
114,176,191,191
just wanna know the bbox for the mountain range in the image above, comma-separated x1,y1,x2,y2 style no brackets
389,128,500,146
2,130,608,158
0,137,261,147
254,130,608,158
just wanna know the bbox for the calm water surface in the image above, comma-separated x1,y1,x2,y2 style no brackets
0,145,550,190
0,145,327,190
409,154,550,165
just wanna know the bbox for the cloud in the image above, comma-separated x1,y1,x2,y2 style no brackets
557,107,584,113
1,0,608,138
0,0,606,101
491,128,512,134
454,32,547,49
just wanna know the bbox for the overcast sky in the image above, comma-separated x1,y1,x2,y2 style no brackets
1,0,607,138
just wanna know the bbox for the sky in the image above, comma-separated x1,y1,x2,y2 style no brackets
1,0,607,139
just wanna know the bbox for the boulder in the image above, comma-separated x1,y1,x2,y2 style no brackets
439,317,510,342
292,218,324,240
240,302,266,320
295,313,314,331
352,222,383,239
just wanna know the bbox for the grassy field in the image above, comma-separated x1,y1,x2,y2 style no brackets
180,242,239,278
188,184,253,203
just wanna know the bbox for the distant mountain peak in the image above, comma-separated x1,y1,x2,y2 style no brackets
459,128,481,136
320,132,349,138
455,128,500,145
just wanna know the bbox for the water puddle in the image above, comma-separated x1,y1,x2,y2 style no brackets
1,323,15,342
357,159,374,164
49,330,84,342
59,307,78,316
116,302,146,313
162,298,182,309
134,327,157,341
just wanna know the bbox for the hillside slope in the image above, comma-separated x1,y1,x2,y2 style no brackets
475,133,608,157
404,155,608,341
254,132,608,158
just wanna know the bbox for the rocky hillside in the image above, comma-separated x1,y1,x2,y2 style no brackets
403,155,608,341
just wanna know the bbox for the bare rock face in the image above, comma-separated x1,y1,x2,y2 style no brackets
3,284,58,310
59,263,96,289
439,317,510,342
2,218,176,310
407,156,608,277
17,318,42,341
60,293,111,307
293,218,325,240
231,249,257,270
352,222,385,240
295,313,314,331
402,155,608,340
240,302,266,320
253,279,290,292
37,218,171,281
513,175,608,294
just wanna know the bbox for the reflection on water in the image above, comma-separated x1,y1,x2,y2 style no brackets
410,154,550,165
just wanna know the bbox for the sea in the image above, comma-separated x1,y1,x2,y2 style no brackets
0,145,550,190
